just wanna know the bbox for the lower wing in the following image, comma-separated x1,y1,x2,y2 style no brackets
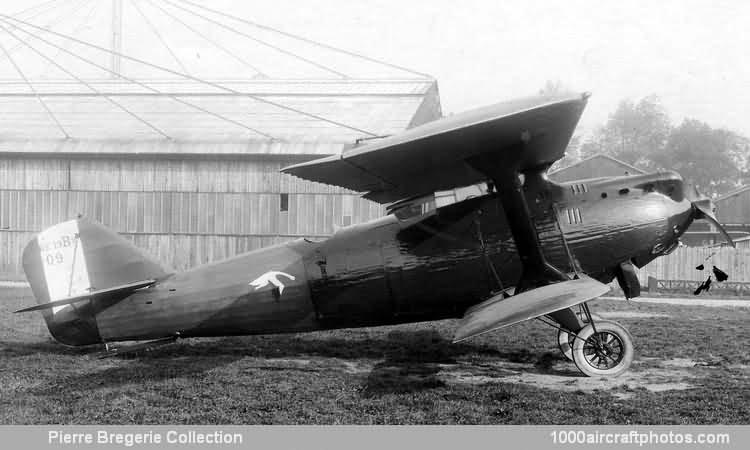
453,275,610,342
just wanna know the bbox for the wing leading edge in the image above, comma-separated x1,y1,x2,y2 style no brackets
282,92,589,204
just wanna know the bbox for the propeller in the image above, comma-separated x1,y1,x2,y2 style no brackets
686,186,735,248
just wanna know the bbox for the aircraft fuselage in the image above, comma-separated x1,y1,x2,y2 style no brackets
45,171,695,346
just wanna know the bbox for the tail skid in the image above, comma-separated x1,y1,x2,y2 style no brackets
98,336,178,359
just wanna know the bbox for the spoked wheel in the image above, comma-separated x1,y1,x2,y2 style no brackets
557,313,602,361
572,320,634,377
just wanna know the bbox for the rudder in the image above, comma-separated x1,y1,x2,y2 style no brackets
22,218,172,345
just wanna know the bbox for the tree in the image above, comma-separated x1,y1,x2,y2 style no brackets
538,80,567,96
654,119,743,196
551,133,582,171
577,94,748,194
728,134,750,186
580,96,671,169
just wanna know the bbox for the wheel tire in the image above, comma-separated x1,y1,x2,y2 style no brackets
572,320,634,377
557,329,575,361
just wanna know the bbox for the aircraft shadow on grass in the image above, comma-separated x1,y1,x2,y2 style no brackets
1,339,90,357
16,329,580,399
357,330,581,397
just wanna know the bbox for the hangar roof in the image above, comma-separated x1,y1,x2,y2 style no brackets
549,153,645,183
0,1,441,154
716,185,750,202
0,78,440,150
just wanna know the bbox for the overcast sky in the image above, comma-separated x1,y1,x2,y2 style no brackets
1,0,749,137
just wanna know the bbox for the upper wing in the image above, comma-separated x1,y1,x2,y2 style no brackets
283,92,589,203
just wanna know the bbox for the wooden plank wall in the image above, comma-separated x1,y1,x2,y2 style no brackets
0,190,380,235
716,189,750,225
0,158,357,193
636,246,750,284
0,157,385,275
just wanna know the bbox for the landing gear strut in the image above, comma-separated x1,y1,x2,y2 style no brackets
475,165,634,377
556,308,601,361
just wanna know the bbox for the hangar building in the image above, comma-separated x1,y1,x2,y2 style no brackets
0,3,441,276
712,186,750,242
548,154,645,182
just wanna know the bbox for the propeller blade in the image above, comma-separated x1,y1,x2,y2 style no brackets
685,184,702,203
693,202,735,248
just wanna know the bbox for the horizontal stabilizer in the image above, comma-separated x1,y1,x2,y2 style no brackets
453,276,609,342
15,279,155,313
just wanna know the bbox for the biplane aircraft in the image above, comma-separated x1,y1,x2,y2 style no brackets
15,92,734,377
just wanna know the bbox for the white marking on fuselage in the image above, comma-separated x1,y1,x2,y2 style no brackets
249,271,295,295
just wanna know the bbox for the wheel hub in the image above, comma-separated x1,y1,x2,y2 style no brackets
583,331,624,370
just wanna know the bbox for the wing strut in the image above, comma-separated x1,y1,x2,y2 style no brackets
467,154,590,332
470,146,569,292
498,169,569,292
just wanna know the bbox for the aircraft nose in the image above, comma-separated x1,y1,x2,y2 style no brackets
633,170,686,202
634,171,733,251
685,185,735,247
626,172,693,264
641,171,734,247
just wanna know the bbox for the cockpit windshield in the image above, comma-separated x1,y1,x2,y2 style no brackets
389,182,489,220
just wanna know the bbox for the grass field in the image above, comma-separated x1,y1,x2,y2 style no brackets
1,287,749,425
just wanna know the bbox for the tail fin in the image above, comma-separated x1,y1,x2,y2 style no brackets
22,218,171,345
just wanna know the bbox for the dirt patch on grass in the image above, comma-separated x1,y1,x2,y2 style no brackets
437,359,696,393
662,358,699,368
641,382,693,392
324,356,699,394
